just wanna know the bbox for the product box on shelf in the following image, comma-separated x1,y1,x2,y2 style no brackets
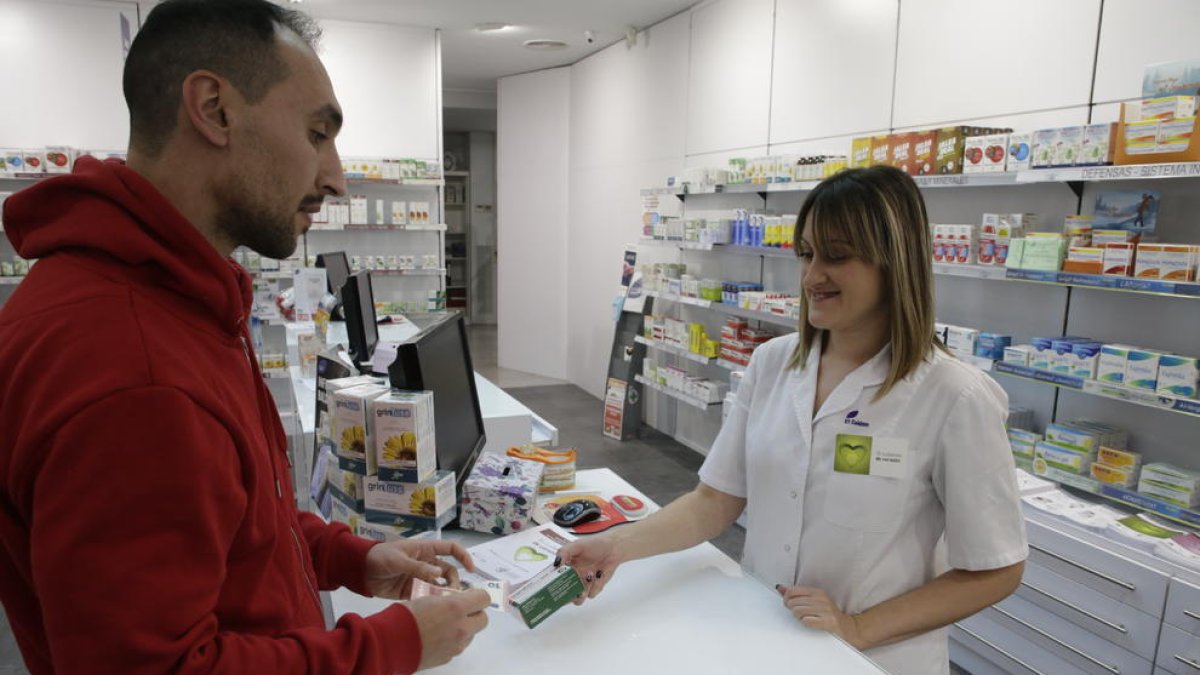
20,151,44,174
963,133,1008,173
1097,344,1134,384
1098,446,1142,470
1115,100,1200,164
1137,95,1197,122
850,137,873,168
889,133,914,173
1,150,24,174
935,127,967,174
1003,345,1033,366
1035,440,1092,475
1006,132,1033,171
1062,246,1105,274
1123,119,1160,155
1080,123,1117,165
1134,244,1165,278
1032,129,1059,168
1158,117,1196,152
867,135,890,166
945,326,979,356
1093,229,1131,247
391,201,408,225
1069,342,1103,379
1091,463,1138,488
1053,126,1084,166
1102,243,1137,276
909,130,938,175
1157,355,1200,399
975,333,1012,360
43,147,75,174
1160,245,1198,281
328,459,365,512
1125,349,1161,391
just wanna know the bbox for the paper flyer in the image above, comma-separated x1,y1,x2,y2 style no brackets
465,523,575,587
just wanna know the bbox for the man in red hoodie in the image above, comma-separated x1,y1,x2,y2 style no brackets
0,1,490,672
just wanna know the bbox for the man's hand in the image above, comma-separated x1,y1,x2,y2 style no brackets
408,590,491,670
364,539,476,600
778,585,865,650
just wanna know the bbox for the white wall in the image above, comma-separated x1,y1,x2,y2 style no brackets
317,21,441,159
0,0,139,150
497,68,571,381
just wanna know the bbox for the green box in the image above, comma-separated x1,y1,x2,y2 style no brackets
509,565,585,629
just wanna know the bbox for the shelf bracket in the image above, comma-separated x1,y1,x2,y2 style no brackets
1065,180,1084,199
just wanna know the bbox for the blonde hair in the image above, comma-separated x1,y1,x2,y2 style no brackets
786,165,940,398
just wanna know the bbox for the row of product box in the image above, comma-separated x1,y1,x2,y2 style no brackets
313,197,434,228
340,158,442,181
0,256,33,277
1,147,124,175
849,125,1013,175
643,315,722,358
1003,339,1199,398
719,318,774,368
641,359,727,403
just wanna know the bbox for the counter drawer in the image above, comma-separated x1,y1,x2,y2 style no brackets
1027,519,1169,617
952,613,1091,675
1166,577,1200,636
1156,624,1200,675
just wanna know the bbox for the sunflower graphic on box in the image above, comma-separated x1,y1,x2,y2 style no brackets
409,486,438,517
383,432,418,462
340,426,365,455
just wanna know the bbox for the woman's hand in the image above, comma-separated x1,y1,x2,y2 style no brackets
364,539,476,599
555,535,625,604
778,585,866,650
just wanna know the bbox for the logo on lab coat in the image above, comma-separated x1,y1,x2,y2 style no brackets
844,410,870,428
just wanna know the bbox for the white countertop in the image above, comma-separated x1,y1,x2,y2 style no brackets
331,468,885,674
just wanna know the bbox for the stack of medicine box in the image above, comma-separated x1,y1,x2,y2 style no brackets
1133,243,1200,282
719,318,772,369
1096,345,1200,399
327,377,455,541
1032,420,1128,484
1138,463,1200,509
1121,95,1196,156
1012,336,1102,379
976,214,1034,266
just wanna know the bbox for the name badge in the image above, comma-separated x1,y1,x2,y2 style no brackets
834,434,910,479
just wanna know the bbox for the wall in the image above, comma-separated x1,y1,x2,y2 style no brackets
0,0,139,150
497,0,1200,463
497,68,571,380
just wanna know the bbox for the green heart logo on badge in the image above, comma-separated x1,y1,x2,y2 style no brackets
835,434,873,475
514,545,548,562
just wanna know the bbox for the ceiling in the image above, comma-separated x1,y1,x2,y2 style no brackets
297,0,699,94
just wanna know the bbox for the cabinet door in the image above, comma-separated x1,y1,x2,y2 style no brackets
1166,577,1200,636
1027,519,1170,617
1018,561,1161,659
986,594,1153,675
1156,624,1200,675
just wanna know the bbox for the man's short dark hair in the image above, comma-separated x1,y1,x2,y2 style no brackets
123,0,321,156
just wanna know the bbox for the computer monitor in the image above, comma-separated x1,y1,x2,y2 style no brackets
387,312,486,496
316,251,351,300
339,270,378,370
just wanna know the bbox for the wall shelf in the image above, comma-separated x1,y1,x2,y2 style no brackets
364,268,446,277
308,223,447,232
932,263,1200,300
345,177,444,187
0,277,24,285
639,161,1200,198
639,238,796,259
634,374,719,410
633,335,714,364
990,361,1200,419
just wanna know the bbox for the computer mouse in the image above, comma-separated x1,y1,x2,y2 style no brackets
553,499,602,528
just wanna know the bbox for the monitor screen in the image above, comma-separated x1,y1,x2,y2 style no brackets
316,251,350,301
339,270,378,369
387,313,486,496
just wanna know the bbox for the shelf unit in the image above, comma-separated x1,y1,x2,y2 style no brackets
308,223,448,233
645,290,798,329
932,263,1200,299
0,277,24,286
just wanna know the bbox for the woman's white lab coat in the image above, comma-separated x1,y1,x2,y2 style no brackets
699,333,1027,675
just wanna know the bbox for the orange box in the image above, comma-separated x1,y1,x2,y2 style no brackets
910,130,938,176
869,135,891,166
889,133,915,173
1160,245,1198,281
1134,244,1165,278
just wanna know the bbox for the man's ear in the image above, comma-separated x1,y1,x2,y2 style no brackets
179,70,236,149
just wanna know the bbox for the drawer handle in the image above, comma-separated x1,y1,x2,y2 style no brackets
955,623,1047,675
1185,610,1200,622
1029,543,1137,592
992,606,1120,675
1175,655,1200,671
1020,581,1128,634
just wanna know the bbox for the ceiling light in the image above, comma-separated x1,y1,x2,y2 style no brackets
475,22,510,33
523,39,568,51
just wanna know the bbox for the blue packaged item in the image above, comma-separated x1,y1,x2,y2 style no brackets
974,333,1013,360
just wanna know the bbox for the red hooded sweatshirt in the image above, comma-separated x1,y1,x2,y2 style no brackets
0,158,422,674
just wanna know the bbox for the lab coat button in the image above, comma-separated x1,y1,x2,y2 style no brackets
784,544,792,553
790,490,798,499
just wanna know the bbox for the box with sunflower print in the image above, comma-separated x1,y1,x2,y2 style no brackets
369,390,436,484
332,383,391,475
327,459,365,512
364,470,457,526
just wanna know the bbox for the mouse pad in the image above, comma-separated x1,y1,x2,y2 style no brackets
540,495,628,534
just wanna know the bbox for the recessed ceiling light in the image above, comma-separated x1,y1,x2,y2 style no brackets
523,39,568,51
475,22,510,33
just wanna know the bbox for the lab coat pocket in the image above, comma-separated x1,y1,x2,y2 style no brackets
822,472,910,533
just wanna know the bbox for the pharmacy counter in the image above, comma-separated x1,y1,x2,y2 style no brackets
329,468,885,674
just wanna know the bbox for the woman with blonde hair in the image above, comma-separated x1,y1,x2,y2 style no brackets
558,165,1027,675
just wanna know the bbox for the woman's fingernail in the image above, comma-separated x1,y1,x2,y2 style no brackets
553,556,561,567
596,570,604,579
775,584,783,592
585,574,594,582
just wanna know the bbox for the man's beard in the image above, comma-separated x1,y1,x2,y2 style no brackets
215,180,299,261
